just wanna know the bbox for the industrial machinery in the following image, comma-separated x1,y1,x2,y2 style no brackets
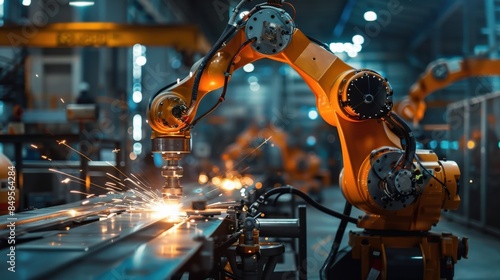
396,57,500,125
147,1,468,279
221,122,329,195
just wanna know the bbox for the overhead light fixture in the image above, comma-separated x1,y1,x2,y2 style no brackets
308,109,318,120
69,1,95,7
364,11,377,22
22,0,31,6
352,34,365,45
243,63,255,73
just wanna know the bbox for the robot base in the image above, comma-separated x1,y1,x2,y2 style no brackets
327,231,468,280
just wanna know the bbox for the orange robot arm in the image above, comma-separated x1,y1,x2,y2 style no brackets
397,57,500,124
148,3,460,231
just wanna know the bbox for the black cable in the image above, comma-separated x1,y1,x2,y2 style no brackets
394,113,416,169
383,112,416,170
415,155,451,199
251,186,358,224
190,24,238,107
271,191,285,206
187,37,256,129
320,201,352,280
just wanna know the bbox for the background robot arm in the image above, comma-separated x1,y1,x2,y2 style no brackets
147,2,460,231
397,57,500,125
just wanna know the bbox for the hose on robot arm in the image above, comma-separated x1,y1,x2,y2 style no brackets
248,186,358,224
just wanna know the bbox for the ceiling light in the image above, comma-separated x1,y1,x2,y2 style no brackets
352,34,365,45
347,51,358,58
132,91,142,103
247,75,258,84
135,56,147,66
243,63,255,73
22,0,31,6
306,136,317,146
364,11,377,22
308,109,318,120
343,42,354,52
69,1,95,7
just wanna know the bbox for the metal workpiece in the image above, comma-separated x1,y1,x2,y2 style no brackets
0,193,133,238
0,202,232,280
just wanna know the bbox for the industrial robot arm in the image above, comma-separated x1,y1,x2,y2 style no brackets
147,1,460,232
397,57,500,125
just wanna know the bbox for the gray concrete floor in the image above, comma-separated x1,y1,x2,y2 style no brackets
302,187,500,280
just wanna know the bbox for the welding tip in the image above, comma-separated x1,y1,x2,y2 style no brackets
161,185,182,202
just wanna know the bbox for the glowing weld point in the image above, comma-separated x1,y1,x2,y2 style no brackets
31,144,38,149
68,210,77,217
152,202,182,221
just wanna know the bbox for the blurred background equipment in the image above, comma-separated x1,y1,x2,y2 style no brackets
221,122,330,200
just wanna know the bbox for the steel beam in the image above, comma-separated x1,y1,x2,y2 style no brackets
0,23,210,52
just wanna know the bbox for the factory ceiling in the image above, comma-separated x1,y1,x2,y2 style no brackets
166,0,487,64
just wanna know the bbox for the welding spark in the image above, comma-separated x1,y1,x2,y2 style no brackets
31,144,38,149
61,178,71,184
70,190,93,196
53,142,187,220
112,148,120,153
50,169,113,192
41,155,52,161
106,172,121,182
60,98,65,103
230,136,272,171
58,140,92,161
